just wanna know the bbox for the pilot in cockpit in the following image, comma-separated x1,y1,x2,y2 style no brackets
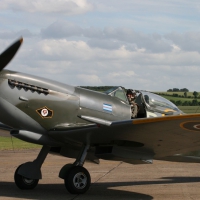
126,89,138,119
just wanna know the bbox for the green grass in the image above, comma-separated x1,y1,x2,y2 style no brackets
157,92,195,96
0,136,41,150
178,106,200,113
160,95,200,102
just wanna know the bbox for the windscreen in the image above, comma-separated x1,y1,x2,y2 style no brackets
104,87,119,94
105,87,128,102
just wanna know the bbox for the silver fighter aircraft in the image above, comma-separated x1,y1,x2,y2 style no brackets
1,38,200,194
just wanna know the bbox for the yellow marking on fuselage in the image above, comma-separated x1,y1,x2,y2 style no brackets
132,114,200,125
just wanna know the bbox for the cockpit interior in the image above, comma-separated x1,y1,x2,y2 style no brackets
105,87,183,118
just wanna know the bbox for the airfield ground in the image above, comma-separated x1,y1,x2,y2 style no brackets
1,148,200,199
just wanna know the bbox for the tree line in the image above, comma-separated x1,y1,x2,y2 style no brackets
157,91,199,98
170,99,200,106
167,88,189,92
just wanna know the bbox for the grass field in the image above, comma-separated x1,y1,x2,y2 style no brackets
160,95,200,102
157,92,195,96
178,106,200,113
156,91,200,113
0,136,41,150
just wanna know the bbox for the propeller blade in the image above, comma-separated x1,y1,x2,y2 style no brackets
0,38,23,71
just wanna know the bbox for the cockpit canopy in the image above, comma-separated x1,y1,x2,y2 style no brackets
140,91,181,113
105,87,182,115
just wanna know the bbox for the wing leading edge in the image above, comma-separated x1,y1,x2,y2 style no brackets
0,122,12,131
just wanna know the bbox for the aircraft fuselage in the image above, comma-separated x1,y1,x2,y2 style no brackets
0,70,131,133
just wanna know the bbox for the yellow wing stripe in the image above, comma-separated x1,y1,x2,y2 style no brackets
132,114,200,125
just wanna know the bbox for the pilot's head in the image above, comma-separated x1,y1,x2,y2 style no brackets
126,89,133,97
127,90,137,101
126,89,136,98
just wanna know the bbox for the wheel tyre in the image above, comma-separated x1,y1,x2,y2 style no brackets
59,163,74,179
64,166,91,194
63,164,74,171
14,165,39,190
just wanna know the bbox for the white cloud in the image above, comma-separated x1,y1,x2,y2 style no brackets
0,0,93,14
110,71,137,78
77,74,103,85
41,22,174,53
5,36,199,91
0,29,32,39
41,21,82,38
166,32,200,53
91,0,197,15
171,44,181,53
35,39,94,61
1,1,200,91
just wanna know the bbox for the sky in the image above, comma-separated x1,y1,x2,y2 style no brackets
0,0,200,91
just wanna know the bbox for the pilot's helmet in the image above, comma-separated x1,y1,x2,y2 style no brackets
126,89,133,95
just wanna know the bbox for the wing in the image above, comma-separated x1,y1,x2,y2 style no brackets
0,122,12,131
0,122,12,137
48,114,200,159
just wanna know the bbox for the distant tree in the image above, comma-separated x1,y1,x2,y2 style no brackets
180,88,189,92
192,99,198,106
167,89,172,92
170,100,176,105
184,92,187,98
182,101,189,106
193,91,199,98
176,100,182,106
173,88,180,92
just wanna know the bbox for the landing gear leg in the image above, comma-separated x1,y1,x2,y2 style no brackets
14,145,50,190
59,145,91,194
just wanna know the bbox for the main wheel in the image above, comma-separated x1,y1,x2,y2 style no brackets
59,163,74,179
14,165,39,190
64,166,91,194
